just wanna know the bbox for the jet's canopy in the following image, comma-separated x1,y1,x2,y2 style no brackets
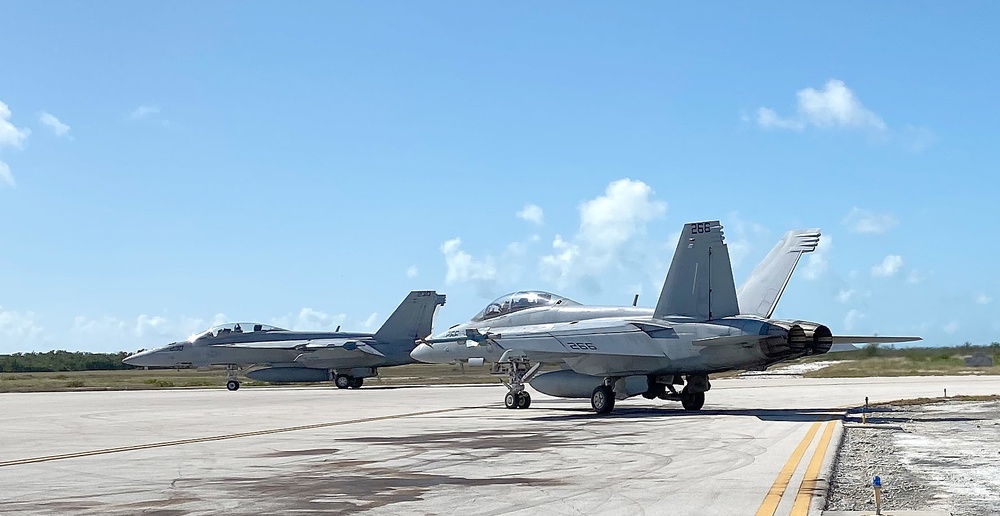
472,291,578,321
188,322,286,342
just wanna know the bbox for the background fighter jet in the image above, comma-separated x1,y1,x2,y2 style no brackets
124,290,445,391
411,222,919,414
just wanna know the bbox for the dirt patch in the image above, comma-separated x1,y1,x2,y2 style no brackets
827,399,1000,516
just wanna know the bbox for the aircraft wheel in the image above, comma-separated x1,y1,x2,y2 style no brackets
681,391,705,411
349,377,364,389
334,374,351,389
226,380,240,391
504,392,518,409
517,392,531,409
591,385,615,414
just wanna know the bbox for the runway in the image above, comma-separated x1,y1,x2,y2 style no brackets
2,375,998,515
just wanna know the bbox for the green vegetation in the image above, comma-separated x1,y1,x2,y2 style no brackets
0,350,133,372
1,344,998,392
803,343,1000,378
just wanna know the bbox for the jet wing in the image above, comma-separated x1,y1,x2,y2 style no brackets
222,338,385,356
831,336,922,344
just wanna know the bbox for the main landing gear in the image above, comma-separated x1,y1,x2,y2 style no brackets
494,354,540,410
640,374,710,411
334,374,364,390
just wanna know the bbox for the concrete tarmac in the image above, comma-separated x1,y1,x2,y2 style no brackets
2,375,998,515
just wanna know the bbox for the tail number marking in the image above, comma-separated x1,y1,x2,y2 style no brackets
567,342,597,351
691,222,712,234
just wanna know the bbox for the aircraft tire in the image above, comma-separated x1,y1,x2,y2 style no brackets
517,392,531,409
226,380,240,391
681,391,705,411
334,375,351,389
349,377,364,389
591,385,615,414
504,392,517,409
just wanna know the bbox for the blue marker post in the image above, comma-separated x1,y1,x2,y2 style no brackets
873,475,883,515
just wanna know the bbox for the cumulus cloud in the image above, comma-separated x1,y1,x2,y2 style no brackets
38,112,71,137
516,204,545,226
802,234,833,280
0,101,31,148
540,179,667,291
975,294,993,305
906,269,926,284
0,306,45,351
362,312,379,329
836,289,856,304
843,208,899,234
72,313,229,348
871,255,903,277
441,238,497,287
724,214,770,268
1,100,30,189
130,104,161,120
756,80,886,132
844,309,865,331
0,161,13,188
406,265,419,278
290,308,346,331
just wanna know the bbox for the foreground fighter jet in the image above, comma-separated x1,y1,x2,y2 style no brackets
411,222,919,413
124,290,445,391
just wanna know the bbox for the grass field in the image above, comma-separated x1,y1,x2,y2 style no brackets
2,348,997,393
0,363,499,393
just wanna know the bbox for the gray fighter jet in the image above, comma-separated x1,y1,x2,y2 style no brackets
411,221,919,413
124,290,445,391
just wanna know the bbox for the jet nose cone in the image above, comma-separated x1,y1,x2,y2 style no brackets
123,350,147,366
410,343,440,364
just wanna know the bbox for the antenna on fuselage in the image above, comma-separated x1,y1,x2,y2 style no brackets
632,294,639,307
335,325,341,332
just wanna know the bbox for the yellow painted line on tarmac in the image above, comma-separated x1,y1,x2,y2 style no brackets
0,407,468,468
754,421,822,516
790,420,838,515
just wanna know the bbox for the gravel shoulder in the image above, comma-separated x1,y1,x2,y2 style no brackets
826,398,1000,516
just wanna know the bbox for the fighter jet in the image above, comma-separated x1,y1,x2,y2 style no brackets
411,221,919,414
124,290,446,391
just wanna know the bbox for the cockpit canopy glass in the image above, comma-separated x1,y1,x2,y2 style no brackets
188,322,286,342
471,291,578,321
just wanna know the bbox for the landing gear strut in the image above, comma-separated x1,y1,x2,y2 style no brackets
494,354,539,410
225,365,241,391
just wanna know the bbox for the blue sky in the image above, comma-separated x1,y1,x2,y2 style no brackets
2,2,999,353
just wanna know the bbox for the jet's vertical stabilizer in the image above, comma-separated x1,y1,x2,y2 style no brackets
653,221,739,321
737,229,821,318
374,291,447,343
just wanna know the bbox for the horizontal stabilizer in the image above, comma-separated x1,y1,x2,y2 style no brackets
737,229,821,318
832,336,922,344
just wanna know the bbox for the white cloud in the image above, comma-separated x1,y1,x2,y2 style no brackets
975,294,993,305
843,208,899,234
362,312,379,329
906,269,926,284
406,265,419,278
944,321,960,334
38,112,71,137
72,313,229,348
0,306,45,350
844,309,865,331
836,289,856,304
291,308,346,331
540,178,667,291
756,80,886,132
871,255,903,277
441,238,497,286
724,214,769,268
516,204,544,226
802,234,833,280
130,104,161,120
0,101,31,148
0,161,14,188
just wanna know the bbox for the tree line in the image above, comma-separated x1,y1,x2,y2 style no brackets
0,351,134,372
